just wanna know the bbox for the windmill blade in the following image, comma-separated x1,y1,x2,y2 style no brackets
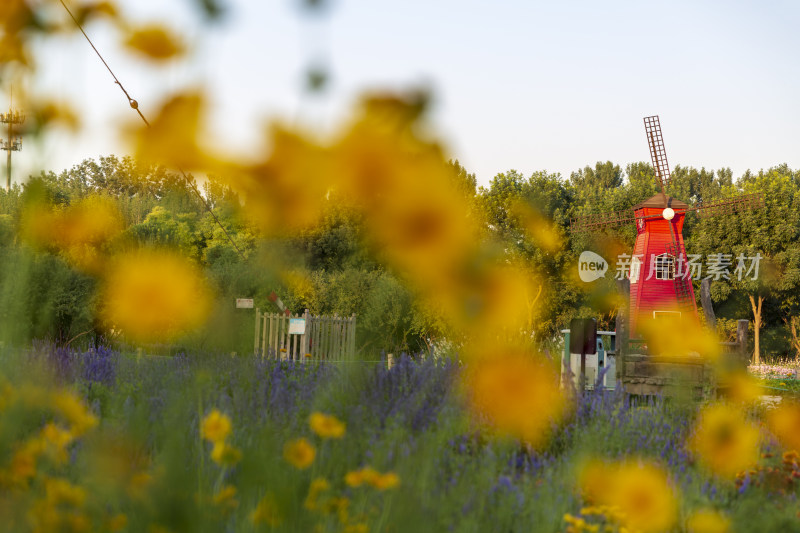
644,115,670,195
570,208,638,233
684,192,764,218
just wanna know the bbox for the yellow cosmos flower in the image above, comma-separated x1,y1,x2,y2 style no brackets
345,466,379,488
309,412,346,439
51,390,98,436
304,477,330,511
99,249,212,343
579,459,678,533
39,423,74,464
463,349,565,447
371,472,400,491
686,509,731,533
251,493,282,527
107,514,128,532
20,195,124,273
283,438,316,469
124,24,185,61
212,485,239,514
690,403,761,478
201,409,232,443
768,402,800,453
210,441,242,466
639,314,721,360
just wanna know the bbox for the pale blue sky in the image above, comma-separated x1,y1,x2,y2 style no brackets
6,0,800,188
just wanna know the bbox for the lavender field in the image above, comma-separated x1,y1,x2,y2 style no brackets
2,344,800,533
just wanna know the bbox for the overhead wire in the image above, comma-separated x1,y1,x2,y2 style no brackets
58,0,247,262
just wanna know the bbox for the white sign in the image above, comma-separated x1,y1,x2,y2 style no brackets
236,298,254,309
578,251,608,282
288,318,306,335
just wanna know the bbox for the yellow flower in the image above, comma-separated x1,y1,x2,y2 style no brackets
51,390,98,436
20,195,124,273
124,24,185,61
212,485,239,514
309,412,346,439
370,472,400,491
462,349,565,447
251,493,282,527
579,459,677,533
304,477,330,511
39,423,74,464
344,524,369,533
639,314,721,360
9,442,40,485
686,509,730,533
690,403,760,478
768,402,800,452
284,438,316,469
108,514,128,532
345,466,379,487
99,249,212,343
44,477,87,507
210,441,242,466
201,409,232,443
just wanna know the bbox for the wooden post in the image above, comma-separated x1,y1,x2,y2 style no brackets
387,353,394,370
737,319,749,367
254,308,260,356
301,309,309,360
701,279,716,329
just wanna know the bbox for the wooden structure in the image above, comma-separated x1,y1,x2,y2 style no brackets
254,309,356,361
571,115,763,337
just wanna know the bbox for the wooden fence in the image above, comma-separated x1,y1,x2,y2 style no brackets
254,309,357,361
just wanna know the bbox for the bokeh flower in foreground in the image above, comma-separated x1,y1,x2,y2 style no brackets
686,509,731,533
284,438,316,469
20,194,124,273
579,459,678,533
201,409,232,443
99,248,212,343
463,348,565,447
309,412,345,439
639,314,721,360
689,403,761,479
767,402,800,452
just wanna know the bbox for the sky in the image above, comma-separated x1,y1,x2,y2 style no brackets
4,0,800,189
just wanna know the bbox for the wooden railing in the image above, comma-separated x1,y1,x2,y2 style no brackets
254,309,356,361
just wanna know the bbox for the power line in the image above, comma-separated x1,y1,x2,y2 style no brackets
59,0,247,263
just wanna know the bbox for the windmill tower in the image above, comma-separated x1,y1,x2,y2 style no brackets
571,116,763,338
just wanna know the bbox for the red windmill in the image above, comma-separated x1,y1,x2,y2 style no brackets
571,116,763,337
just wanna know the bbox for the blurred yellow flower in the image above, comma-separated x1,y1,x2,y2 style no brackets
463,349,565,446
9,442,40,485
639,315,721,360
371,471,400,491
201,409,232,443
20,195,124,273
768,402,800,452
283,438,316,469
44,477,87,507
108,514,128,532
39,423,74,464
345,466,380,488
686,509,730,533
210,441,242,466
213,485,239,514
251,493,282,527
722,372,761,404
124,24,185,61
510,199,563,252
231,126,332,234
579,459,678,533
304,477,330,510
99,249,212,343
344,524,369,533
690,403,760,478
51,390,97,436
309,412,346,439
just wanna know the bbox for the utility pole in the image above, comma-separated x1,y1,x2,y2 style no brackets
0,87,25,192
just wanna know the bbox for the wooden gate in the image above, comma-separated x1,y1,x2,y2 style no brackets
254,309,357,361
